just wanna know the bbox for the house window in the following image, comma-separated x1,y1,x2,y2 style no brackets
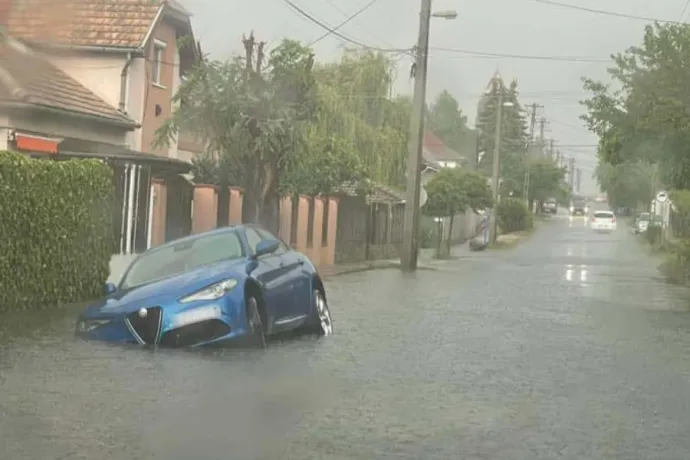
152,40,166,86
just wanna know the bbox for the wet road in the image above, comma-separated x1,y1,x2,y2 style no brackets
4,212,690,459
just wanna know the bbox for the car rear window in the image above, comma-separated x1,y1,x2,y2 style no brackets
594,211,614,219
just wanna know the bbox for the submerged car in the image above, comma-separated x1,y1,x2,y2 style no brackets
76,225,333,348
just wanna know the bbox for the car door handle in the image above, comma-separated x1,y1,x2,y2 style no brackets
297,258,305,266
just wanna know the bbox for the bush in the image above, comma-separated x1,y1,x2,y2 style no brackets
644,225,662,245
659,238,690,285
496,198,533,233
0,151,115,309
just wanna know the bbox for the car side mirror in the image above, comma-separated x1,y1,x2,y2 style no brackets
253,239,280,259
104,282,117,295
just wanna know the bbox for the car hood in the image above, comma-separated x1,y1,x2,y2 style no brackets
86,260,247,316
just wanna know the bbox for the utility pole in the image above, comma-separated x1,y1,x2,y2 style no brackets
538,117,546,156
400,0,431,272
523,103,542,208
549,139,554,160
489,93,504,244
576,168,581,192
568,157,575,191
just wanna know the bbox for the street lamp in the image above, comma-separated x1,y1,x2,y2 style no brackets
489,97,514,244
400,1,457,272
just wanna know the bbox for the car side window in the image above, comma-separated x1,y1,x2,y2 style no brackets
255,228,289,254
245,228,263,255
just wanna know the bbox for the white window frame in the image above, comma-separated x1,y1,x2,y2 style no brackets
152,39,166,87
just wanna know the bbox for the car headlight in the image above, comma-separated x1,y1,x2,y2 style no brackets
76,318,111,333
179,279,238,303
569,206,574,212
585,207,589,213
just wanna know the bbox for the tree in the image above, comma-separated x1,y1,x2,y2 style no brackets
427,90,477,161
581,22,690,201
594,160,654,210
476,78,529,195
423,168,492,257
157,35,373,233
526,159,567,211
313,50,410,187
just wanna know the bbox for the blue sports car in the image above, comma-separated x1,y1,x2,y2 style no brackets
76,224,333,348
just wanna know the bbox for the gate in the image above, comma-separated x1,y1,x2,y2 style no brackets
165,174,193,243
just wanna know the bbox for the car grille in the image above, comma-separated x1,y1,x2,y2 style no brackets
159,319,231,348
125,306,163,345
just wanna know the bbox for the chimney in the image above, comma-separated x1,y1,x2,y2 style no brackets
0,0,11,27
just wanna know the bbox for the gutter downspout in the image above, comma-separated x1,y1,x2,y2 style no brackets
119,52,134,112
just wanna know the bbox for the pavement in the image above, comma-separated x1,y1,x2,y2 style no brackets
4,207,690,459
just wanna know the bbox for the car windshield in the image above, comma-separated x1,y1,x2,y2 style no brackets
594,211,614,219
639,213,650,222
120,231,245,289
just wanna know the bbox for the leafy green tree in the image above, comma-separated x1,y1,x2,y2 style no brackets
423,168,493,257
594,160,654,210
313,50,409,187
526,159,567,211
581,22,690,200
157,36,372,233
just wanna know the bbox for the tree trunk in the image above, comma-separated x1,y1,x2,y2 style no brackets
436,218,443,259
217,176,230,227
446,214,454,257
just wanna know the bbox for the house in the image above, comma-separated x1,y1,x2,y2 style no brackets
3,0,202,256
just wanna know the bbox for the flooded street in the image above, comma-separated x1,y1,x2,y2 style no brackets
4,214,690,459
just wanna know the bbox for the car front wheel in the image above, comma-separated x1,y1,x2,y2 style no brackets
246,296,267,348
303,289,333,336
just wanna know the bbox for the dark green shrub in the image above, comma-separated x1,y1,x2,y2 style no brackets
496,198,533,233
659,238,690,285
0,151,115,309
644,225,661,245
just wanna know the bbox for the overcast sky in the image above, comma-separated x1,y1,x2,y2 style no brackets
180,0,687,195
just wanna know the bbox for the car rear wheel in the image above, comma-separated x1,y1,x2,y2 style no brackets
246,296,266,348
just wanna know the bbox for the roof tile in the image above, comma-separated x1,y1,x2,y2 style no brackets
0,38,135,125
7,0,163,48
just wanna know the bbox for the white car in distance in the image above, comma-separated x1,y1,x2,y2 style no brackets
590,210,617,232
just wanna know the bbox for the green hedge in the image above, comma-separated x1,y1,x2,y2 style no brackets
0,151,115,309
497,198,533,233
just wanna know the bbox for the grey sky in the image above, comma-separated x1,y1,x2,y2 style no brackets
180,0,686,194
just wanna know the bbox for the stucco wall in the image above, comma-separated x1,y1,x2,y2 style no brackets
47,53,125,111
0,111,8,150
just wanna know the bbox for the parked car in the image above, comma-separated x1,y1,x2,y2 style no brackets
590,210,617,232
633,212,650,234
76,225,333,348
543,198,558,214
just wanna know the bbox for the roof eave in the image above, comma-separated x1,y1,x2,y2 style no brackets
24,42,143,55
0,101,139,129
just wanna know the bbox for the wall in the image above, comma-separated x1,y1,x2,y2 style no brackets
8,110,128,146
47,52,125,111
140,18,178,157
0,111,8,150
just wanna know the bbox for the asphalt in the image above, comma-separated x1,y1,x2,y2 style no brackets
3,207,690,459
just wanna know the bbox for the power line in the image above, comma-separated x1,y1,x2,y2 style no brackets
306,0,380,47
282,0,405,53
430,46,609,62
680,0,690,22
532,0,682,24
322,0,397,49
